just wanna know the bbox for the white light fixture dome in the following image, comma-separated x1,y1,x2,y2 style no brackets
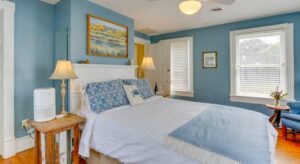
179,0,202,15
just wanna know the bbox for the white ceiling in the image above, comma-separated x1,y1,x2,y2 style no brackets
88,0,300,35
42,0,300,35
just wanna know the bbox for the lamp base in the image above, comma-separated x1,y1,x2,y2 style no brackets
56,113,67,119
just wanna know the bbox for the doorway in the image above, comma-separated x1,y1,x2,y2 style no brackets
135,43,145,78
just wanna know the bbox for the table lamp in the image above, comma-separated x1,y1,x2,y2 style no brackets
49,60,78,118
140,56,156,76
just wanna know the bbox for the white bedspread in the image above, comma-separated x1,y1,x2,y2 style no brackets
79,96,277,164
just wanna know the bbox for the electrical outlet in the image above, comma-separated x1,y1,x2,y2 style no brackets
22,119,29,129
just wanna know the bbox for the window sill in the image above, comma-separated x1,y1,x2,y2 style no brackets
230,95,295,106
171,91,194,97
230,95,278,105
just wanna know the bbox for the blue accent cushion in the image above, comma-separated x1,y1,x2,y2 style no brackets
86,80,129,114
287,102,300,114
123,79,154,98
282,118,300,131
282,113,300,122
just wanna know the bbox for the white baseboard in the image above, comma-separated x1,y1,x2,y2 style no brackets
16,135,34,153
2,137,16,158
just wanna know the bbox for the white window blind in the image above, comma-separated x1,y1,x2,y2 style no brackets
230,24,294,104
237,31,286,97
170,38,193,97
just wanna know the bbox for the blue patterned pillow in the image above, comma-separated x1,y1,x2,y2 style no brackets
123,79,154,98
86,80,129,114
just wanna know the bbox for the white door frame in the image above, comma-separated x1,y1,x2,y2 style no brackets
0,1,15,159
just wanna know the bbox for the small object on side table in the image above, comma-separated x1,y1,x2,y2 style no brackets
28,113,86,164
154,82,158,95
78,59,90,64
265,104,289,127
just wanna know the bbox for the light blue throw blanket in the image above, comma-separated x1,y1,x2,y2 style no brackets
166,104,272,164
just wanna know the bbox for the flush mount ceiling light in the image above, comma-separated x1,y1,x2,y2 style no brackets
179,0,202,15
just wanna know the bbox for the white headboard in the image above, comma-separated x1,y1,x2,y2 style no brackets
69,64,137,114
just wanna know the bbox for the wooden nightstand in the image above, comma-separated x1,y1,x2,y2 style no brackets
266,104,289,127
28,113,86,164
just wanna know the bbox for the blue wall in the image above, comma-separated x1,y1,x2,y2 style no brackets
69,0,134,65
151,12,300,115
54,0,72,112
135,31,150,41
11,0,55,138
11,0,136,138
54,0,71,32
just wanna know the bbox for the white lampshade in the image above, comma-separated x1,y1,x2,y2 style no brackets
179,0,202,15
140,57,156,70
49,60,78,80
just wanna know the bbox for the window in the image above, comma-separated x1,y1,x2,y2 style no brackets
230,24,294,104
170,37,194,97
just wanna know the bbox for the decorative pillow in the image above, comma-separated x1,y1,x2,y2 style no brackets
123,79,154,98
122,85,144,105
86,80,129,114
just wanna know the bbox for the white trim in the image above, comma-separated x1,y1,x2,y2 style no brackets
230,95,274,105
134,36,150,45
2,137,15,158
230,95,291,105
230,23,294,104
15,136,34,153
0,1,15,159
171,91,194,97
230,23,292,35
286,24,294,100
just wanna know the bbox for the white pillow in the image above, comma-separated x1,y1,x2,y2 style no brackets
79,84,92,115
122,84,144,105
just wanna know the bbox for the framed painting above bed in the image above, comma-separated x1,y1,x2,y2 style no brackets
87,14,128,58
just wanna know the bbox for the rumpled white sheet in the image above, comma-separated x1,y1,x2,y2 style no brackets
79,96,277,164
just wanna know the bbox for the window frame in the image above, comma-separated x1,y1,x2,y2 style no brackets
170,37,194,97
230,23,294,104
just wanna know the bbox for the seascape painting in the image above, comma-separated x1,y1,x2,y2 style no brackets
87,15,128,58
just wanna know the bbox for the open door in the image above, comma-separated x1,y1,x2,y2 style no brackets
148,41,171,97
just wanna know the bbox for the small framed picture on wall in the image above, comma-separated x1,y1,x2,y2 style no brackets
202,51,217,68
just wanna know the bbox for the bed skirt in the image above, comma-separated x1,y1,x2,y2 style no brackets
86,149,121,164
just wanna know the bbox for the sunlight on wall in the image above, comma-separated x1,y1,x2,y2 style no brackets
135,43,145,78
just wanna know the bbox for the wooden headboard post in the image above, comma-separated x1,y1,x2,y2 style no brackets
69,64,137,114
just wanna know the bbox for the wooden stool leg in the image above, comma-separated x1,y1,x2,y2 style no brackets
282,124,287,139
45,133,55,164
269,111,278,126
73,124,80,164
35,130,42,164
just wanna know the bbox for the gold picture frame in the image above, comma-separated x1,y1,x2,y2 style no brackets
87,14,128,58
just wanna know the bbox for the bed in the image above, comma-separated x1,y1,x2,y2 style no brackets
70,64,278,164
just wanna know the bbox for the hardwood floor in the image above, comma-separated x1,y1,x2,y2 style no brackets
0,148,35,164
275,129,300,164
1,129,300,164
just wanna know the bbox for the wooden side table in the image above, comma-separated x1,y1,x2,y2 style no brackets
265,104,289,127
28,113,86,164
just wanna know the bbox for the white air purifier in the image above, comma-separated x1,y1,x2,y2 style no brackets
34,88,56,122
